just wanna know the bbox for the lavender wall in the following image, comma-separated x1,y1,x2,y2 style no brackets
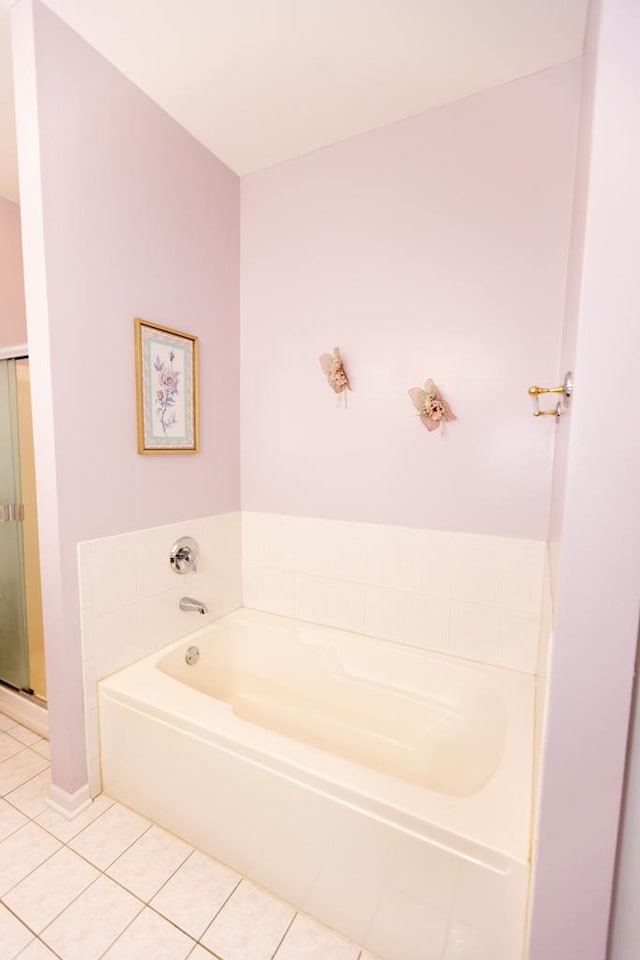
12,0,240,794
241,62,581,539
529,0,640,956
0,196,26,347
546,5,600,605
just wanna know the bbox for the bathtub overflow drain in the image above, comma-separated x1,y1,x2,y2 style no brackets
185,645,200,666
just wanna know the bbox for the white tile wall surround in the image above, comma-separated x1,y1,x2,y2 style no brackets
241,512,549,674
77,512,242,795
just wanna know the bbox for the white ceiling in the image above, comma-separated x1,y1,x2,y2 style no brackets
0,0,589,203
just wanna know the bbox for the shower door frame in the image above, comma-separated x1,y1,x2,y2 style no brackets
0,343,47,730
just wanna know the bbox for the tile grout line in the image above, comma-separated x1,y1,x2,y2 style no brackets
196,877,252,948
0,833,61,906
4,779,52,821
91,892,150,960
14,933,65,960
0,742,38,770
0,748,51,808
64,818,154,877
150,850,242,940
2,895,63,960
5,725,44,746
39,870,145,960
269,911,297,959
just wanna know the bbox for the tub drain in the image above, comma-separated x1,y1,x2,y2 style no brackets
185,645,200,666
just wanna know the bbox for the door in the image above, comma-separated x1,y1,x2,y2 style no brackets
0,357,30,691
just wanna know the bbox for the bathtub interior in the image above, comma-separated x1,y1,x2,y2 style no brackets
156,616,507,795
101,608,534,862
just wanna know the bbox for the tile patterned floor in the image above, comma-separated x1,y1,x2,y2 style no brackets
0,710,375,960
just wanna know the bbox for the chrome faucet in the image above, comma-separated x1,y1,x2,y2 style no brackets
179,596,208,615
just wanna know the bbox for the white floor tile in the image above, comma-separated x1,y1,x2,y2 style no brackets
0,751,49,797
0,714,16,732
4,846,100,933
0,902,33,959
201,881,295,960
35,794,114,843
0,797,28,841
151,849,240,940
6,770,51,820
30,741,50,761
40,875,143,960
68,802,150,870
15,941,59,959
107,825,192,901
102,907,195,960
7,726,41,748
0,822,61,896
275,914,359,960
0,733,26,763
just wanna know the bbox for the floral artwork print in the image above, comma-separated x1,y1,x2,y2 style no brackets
136,318,198,453
319,347,351,396
154,350,180,434
408,379,456,433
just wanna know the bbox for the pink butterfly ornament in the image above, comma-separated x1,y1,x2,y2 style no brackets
319,347,351,406
408,379,456,434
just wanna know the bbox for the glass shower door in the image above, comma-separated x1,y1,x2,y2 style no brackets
0,358,30,691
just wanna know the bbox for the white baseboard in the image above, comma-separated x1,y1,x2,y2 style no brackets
0,686,48,737
47,782,92,820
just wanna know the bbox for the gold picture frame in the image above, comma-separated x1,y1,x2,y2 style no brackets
135,318,199,454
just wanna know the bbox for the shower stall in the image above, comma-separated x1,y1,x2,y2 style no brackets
0,345,45,706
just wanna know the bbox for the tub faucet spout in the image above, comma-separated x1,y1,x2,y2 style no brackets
180,597,208,615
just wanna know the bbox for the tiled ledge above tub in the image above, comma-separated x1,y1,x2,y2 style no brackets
77,511,242,794
241,512,550,675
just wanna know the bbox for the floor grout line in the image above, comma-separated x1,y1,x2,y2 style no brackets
270,910,297,959
82,818,154,873
0,832,61,904
92,895,147,960
195,874,243,946
0,750,51,804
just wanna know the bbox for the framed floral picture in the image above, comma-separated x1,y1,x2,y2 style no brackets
135,318,199,453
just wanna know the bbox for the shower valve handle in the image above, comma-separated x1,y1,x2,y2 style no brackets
169,536,199,574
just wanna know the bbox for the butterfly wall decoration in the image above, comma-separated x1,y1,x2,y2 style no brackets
319,347,351,401
408,379,456,433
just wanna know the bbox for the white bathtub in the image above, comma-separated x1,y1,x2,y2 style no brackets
99,608,533,960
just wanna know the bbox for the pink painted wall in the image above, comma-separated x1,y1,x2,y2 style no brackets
12,0,240,792
528,0,640,956
241,62,582,539
0,196,26,347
